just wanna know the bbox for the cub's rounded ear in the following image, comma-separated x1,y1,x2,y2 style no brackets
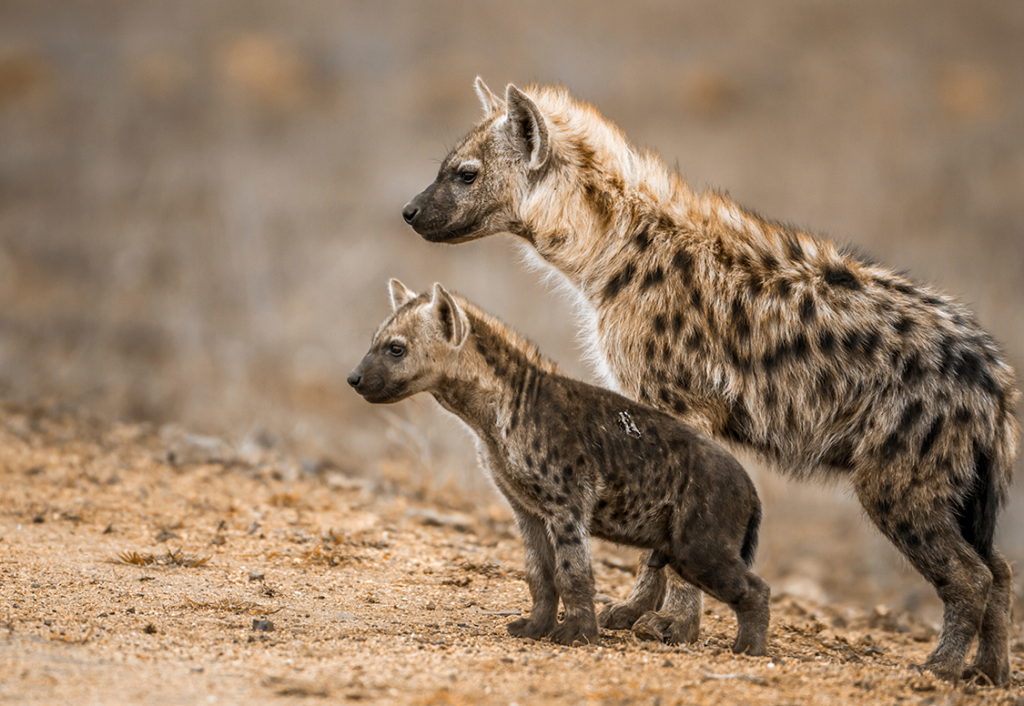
388,279,418,312
504,85,550,171
430,283,469,348
474,77,503,115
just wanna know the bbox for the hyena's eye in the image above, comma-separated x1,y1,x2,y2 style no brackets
458,170,478,184
387,343,407,358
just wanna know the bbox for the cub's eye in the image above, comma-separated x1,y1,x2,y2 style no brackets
458,170,477,184
387,343,406,358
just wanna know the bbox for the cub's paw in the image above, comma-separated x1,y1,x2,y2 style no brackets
507,618,551,641
548,618,599,647
632,610,700,645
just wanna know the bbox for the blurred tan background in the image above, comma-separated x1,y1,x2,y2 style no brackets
1,1,1022,619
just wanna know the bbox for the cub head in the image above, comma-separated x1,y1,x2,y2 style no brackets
402,78,551,244
347,279,470,404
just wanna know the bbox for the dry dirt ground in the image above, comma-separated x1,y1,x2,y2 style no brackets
2,401,1023,706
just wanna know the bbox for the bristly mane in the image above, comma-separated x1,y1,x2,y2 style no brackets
451,293,559,376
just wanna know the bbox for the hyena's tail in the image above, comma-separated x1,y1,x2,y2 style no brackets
740,499,761,568
959,433,1015,565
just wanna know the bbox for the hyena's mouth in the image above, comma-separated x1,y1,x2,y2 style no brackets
417,221,483,244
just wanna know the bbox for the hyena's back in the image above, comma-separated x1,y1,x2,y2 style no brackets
597,216,1017,558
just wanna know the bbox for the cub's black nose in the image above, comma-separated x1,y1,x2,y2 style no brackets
402,202,419,224
347,370,362,389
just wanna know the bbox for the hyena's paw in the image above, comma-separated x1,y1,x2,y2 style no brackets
631,609,701,645
598,600,649,631
962,660,1009,687
507,617,552,641
548,617,599,647
730,627,767,657
921,655,966,684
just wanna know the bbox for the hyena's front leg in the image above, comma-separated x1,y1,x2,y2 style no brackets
544,517,599,646
507,508,559,640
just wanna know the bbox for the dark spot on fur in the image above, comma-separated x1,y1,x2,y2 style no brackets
653,314,666,335
823,266,862,291
954,407,973,425
633,225,652,251
878,432,905,462
641,266,665,290
673,249,694,283
525,453,534,469
645,340,656,362
731,298,751,340
895,521,921,549
671,312,683,336
821,437,856,470
954,350,1000,396
920,416,944,458
875,498,893,520
690,289,703,311
776,278,792,298
894,282,916,296
784,235,804,262
901,354,925,384
671,397,688,416
818,330,836,353
603,262,635,302
762,254,779,271
899,400,924,433
922,295,944,307
799,295,816,322
894,316,915,336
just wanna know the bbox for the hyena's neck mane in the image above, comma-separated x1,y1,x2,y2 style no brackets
432,297,558,433
519,86,823,302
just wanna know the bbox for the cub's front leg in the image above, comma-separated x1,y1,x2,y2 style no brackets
506,507,559,640
545,517,599,646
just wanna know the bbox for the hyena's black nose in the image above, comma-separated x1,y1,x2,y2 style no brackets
346,370,362,389
402,201,419,225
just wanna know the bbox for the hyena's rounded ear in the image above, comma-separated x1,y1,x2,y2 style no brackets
430,283,469,348
474,77,503,115
388,278,418,312
504,84,550,171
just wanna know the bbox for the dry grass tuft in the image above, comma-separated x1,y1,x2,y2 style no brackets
113,548,211,568
184,596,281,614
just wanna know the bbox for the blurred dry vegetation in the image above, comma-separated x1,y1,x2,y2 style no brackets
1,0,1023,621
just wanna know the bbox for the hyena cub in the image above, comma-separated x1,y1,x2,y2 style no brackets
348,280,769,653
403,79,1019,683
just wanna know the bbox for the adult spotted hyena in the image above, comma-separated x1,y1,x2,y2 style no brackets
348,280,769,653
401,79,1019,683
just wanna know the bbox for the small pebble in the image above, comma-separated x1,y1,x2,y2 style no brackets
253,618,274,632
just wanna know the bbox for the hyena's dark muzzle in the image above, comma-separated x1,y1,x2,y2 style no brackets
402,183,481,244
348,354,415,404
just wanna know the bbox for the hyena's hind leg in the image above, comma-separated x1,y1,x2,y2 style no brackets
964,548,1012,685
856,483,993,683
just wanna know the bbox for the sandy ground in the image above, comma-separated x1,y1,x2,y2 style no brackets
2,401,1023,705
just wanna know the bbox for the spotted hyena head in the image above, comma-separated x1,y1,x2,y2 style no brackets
402,78,551,244
347,280,470,404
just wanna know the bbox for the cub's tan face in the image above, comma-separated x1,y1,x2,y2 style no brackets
347,280,468,403
402,79,550,244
